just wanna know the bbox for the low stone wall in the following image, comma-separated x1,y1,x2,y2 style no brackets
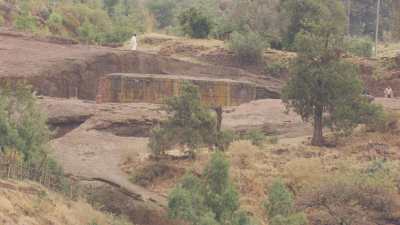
96,73,257,107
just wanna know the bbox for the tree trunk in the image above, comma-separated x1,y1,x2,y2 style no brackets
214,106,223,132
311,105,324,146
375,0,381,57
393,0,400,40
347,0,351,35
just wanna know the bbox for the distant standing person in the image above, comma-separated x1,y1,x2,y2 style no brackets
131,34,137,51
384,86,394,98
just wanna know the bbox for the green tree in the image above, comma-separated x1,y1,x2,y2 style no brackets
265,179,308,225
282,0,381,146
280,0,323,49
393,0,400,40
103,0,119,16
0,85,50,162
179,7,213,38
14,12,37,32
47,12,64,34
168,152,253,225
148,82,218,157
146,0,176,29
228,31,266,65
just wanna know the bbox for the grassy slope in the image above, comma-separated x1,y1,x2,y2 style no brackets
0,179,132,225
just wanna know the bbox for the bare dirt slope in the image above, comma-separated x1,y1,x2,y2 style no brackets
0,31,114,78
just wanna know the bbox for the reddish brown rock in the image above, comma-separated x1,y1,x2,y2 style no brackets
96,73,257,107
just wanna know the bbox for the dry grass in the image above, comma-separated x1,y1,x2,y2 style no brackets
0,179,132,225
378,42,400,58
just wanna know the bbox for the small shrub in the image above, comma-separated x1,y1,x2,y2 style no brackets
265,179,308,225
211,17,235,40
297,168,400,225
78,19,99,43
264,62,287,77
228,31,266,65
215,130,236,151
14,13,37,32
130,162,184,188
267,136,279,144
168,152,253,225
88,220,99,225
101,16,138,44
179,7,213,39
265,179,294,218
0,16,4,26
284,158,325,193
47,12,64,34
148,126,172,156
364,106,398,133
344,36,374,57
242,130,266,147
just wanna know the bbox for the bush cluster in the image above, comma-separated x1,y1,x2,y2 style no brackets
264,62,288,77
178,7,213,38
298,168,400,225
265,180,308,225
241,130,266,147
7,0,144,45
344,36,374,57
228,32,266,65
168,152,254,225
149,82,234,157
14,13,37,32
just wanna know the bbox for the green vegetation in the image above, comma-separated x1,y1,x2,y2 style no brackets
179,7,213,38
2,0,399,61
168,152,254,225
0,85,49,162
344,36,374,57
228,31,265,65
265,180,308,225
14,13,37,32
296,161,400,225
149,82,234,157
241,130,266,147
264,62,288,77
146,0,176,29
0,85,76,196
282,0,382,146
1,0,144,44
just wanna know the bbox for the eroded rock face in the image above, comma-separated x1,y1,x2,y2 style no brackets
96,73,257,107
45,100,169,225
0,33,280,101
40,97,165,138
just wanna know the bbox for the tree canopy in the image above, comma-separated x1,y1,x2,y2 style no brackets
0,86,50,162
282,0,382,146
168,152,253,225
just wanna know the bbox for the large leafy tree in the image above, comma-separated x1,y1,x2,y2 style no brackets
282,0,381,146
